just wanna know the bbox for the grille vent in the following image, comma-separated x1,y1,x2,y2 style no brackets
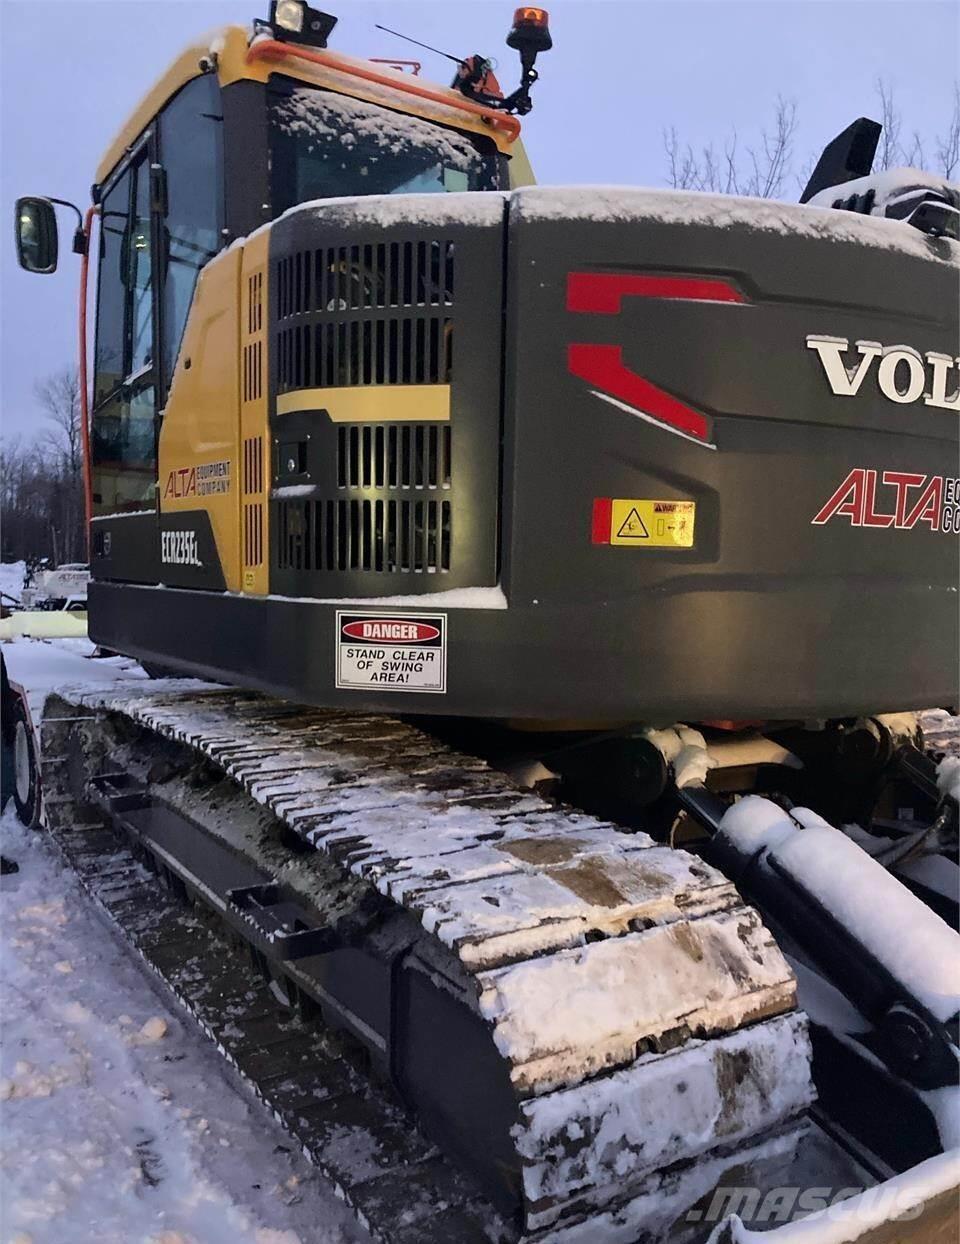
278,319,451,389
241,261,267,587
337,425,451,490
277,498,451,574
243,436,264,494
242,436,264,568
277,241,454,318
244,504,264,567
243,341,263,401
276,240,454,392
248,270,264,330
243,272,264,402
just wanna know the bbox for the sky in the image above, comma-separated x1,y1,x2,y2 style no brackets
1,0,957,439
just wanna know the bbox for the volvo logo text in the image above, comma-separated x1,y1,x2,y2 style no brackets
806,336,959,411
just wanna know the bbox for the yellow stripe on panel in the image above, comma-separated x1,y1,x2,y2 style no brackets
276,384,451,423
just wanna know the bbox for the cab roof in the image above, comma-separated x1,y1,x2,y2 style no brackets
95,25,521,187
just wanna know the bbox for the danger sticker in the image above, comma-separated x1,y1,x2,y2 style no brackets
593,498,696,547
336,612,447,693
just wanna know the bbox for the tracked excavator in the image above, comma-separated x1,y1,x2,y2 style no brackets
11,3,960,1240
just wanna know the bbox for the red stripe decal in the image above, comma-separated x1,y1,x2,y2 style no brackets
567,273,746,314
569,344,710,442
591,497,613,544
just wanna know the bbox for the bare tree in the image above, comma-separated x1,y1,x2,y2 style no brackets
664,97,799,198
1,367,86,566
936,82,960,179
875,78,928,170
875,78,904,171
34,367,82,478
665,80,959,196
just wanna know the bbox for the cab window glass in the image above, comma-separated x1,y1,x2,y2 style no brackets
93,170,131,405
92,151,157,516
91,384,158,514
159,75,223,386
269,84,499,214
130,161,154,375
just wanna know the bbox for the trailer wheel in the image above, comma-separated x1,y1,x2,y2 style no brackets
11,697,41,828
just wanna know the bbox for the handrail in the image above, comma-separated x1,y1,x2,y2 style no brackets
246,39,521,142
78,205,99,554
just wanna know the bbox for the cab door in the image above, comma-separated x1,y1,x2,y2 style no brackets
91,75,228,590
89,139,162,584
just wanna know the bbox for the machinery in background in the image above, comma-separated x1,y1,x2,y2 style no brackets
19,562,89,613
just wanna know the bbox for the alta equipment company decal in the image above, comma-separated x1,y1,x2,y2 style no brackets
336,612,447,694
813,469,960,532
163,460,231,499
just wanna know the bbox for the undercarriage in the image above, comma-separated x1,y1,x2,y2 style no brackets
33,679,959,1242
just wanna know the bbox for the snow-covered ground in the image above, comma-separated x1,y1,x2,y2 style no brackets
0,561,26,606
1,637,368,1244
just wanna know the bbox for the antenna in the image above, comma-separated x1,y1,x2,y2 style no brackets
374,23,465,66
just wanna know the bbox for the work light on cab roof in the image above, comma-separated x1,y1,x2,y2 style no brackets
265,0,553,117
267,0,337,47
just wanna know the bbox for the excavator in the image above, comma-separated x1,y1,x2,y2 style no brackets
11,3,960,1240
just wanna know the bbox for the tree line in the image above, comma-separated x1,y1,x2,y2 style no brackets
664,79,959,198
1,369,86,567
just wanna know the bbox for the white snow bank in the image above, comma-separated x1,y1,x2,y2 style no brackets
707,1147,960,1244
0,804,366,1244
510,186,958,265
719,796,960,1023
0,561,26,605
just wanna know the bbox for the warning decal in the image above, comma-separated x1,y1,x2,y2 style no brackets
603,499,696,547
616,508,650,540
336,612,447,694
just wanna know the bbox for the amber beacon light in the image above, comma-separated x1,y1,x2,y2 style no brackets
508,7,552,52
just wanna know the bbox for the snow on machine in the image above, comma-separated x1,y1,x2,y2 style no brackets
12,4,959,1240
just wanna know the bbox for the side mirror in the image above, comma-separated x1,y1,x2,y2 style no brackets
15,196,59,274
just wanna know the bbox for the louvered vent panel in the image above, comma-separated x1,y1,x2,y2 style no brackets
277,498,451,575
276,240,454,391
244,502,264,567
242,272,264,402
267,218,508,594
243,435,264,494
278,240,453,318
336,425,451,490
242,435,264,568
